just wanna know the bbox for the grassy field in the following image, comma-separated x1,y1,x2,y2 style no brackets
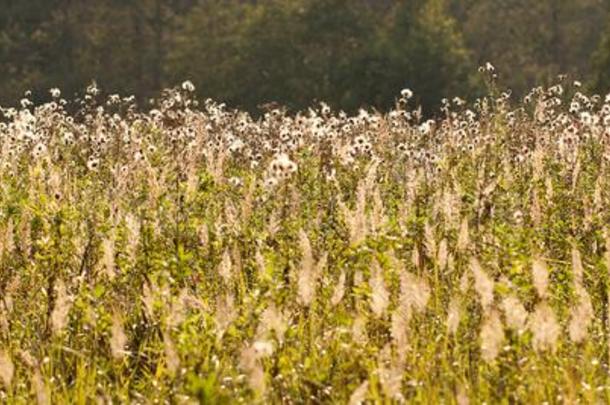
1,77,610,403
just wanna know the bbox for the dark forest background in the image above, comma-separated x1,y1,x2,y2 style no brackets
3,0,610,113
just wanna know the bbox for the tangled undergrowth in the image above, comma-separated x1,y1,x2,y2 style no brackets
2,72,610,403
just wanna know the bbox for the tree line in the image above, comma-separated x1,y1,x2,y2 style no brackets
2,0,610,113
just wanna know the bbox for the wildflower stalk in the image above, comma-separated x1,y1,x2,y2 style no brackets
44,212,63,339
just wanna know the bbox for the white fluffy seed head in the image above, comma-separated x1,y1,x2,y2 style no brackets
480,309,504,362
50,279,73,335
501,295,528,333
470,257,494,309
569,283,593,343
218,248,233,283
110,314,128,360
297,229,324,306
348,380,369,405
0,350,14,388
331,271,346,307
456,219,470,252
571,246,584,285
532,257,549,299
446,296,461,335
528,301,560,353
369,259,389,317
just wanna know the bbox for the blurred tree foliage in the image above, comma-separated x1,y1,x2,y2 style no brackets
452,0,608,96
1,0,609,113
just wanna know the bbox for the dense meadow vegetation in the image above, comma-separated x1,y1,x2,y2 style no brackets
2,70,610,403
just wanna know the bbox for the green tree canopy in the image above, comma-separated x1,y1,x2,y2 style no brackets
1,0,610,112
